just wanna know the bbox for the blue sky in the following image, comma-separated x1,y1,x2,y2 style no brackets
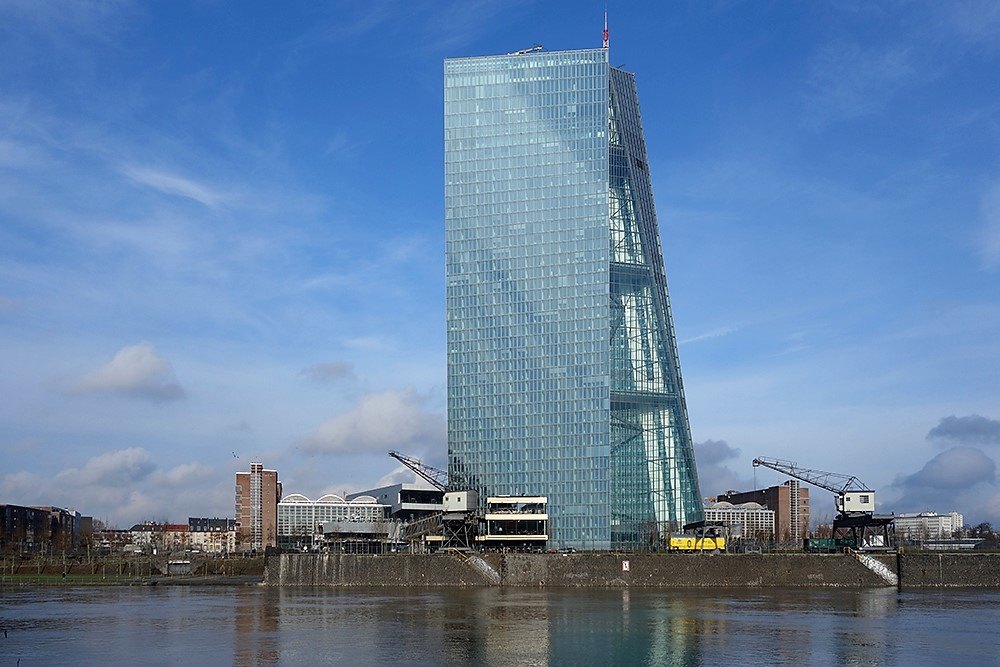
1,1,999,527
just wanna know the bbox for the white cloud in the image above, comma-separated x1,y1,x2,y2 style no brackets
374,464,426,488
302,387,445,455
681,325,739,345
121,164,232,209
886,446,999,522
74,342,185,401
0,448,227,527
56,446,156,486
156,462,214,488
903,446,995,490
695,439,754,498
927,414,1000,446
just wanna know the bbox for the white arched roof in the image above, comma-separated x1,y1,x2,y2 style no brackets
737,502,765,510
317,493,346,503
349,495,378,504
281,493,311,503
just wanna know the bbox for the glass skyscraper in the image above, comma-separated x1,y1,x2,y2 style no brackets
445,47,702,550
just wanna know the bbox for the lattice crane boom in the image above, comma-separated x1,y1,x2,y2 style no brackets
752,456,892,550
752,456,869,495
388,451,449,492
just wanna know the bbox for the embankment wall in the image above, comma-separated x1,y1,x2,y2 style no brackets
265,552,1000,588
897,553,1000,588
501,553,888,588
265,554,496,586
269,553,867,588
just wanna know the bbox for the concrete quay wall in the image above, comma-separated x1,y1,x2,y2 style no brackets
264,554,496,587
502,553,889,588
898,553,1000,588
266,553,882,588
264,552,1000,588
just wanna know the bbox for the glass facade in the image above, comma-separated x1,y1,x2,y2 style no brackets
445,48,701,550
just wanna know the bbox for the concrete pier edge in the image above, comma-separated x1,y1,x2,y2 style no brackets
263,552,1000,588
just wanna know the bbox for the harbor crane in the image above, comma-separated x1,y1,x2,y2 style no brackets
752,456,894,551
388,451,478,550
388,451,448,491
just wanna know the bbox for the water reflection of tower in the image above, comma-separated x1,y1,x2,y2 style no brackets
480,589,550,665
233,589,280,666
542,590,716,664
426,588,546,665
645,593,726,665
834,589,898,665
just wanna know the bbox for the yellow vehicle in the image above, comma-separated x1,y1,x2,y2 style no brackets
668,534,726,552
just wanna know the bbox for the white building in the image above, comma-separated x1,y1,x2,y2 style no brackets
128,523,162,551
348,483,443,521
894,512,963,542
189,529,237,555
277,494,389,549
703,501,776,541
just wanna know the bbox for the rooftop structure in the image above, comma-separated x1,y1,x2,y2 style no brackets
348,483,443,522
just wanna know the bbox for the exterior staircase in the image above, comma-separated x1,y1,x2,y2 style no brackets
846,548,898,587
456,552,501,586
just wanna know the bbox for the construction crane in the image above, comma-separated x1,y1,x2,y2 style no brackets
752,456,894,551
388,451,448,491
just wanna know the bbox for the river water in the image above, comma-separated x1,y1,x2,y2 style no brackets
1,586,997,665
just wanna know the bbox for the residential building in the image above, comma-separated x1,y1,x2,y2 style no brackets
703,501,775,542
277,493,389,550
717,481,810,545
162,523,190,551
0,504,51,554
348,483,443,521
0,505,90,553
444,46,702,550
189,517,235,533
235,462,282,551
187,518,237,555
894,512,963,543
129,522,163,551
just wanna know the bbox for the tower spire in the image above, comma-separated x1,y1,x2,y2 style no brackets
602,8,609,49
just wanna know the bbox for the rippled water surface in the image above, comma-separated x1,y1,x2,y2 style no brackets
2,586,998,665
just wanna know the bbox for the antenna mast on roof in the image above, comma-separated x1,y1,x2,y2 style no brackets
603,7,609,49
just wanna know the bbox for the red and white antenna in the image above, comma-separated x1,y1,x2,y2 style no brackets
602,8,609,49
